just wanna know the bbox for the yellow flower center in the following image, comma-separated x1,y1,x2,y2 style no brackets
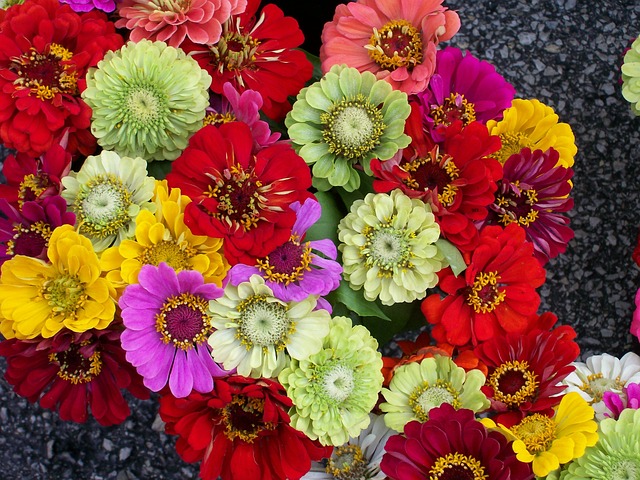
6,221,52,258
403,150,460,207
326,444,368,480
511,413,556,453
488,360,539,408
256,235,313,285
139,239,196,272
49,341,102,385
221,395,275,443
466,271,506,314
42,274,87,317
155,293,211,350
366,19,423,70
494,132,532,164
203,111,236,126
495,181,539,227
13,43,78,101
430,93,477,129
360,222,414,278
236,294,294,352
409,379,461,422
428,452,488,480
18,173,49,207
209,29,261,72
579,373,625,403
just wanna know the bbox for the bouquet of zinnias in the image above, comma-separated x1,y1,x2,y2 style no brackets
2,0,639,478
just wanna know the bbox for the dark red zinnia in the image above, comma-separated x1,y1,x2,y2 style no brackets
158,375,332,480
166,122,313,266
0,0,124,157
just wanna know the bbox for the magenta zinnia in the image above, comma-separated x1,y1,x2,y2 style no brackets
119,263,228,398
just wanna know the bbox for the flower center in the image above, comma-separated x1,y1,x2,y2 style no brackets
409,379,461,422
361,222,414,277
42,274,87,317
203,112,236,126
49,342,102,385
580,373,625,403
488,360,539,408
208,29,261,72
75,174,133,239
428,452,488,480
321,94,385,160
156,293,211,350
206,164,265,231
326,444,368,480
236,294,293,351
117,84,170,131
319,362,356,404
511,413,556,453
139,239,195,272
256,236,312,285
366,19,423,70
493,180,539,227
6,221,52,258
430,93,477,129
13,44,78,101
466,271,506,314
156,0,191,13
18,174,50,206
221,395,275,443
402,150,460,206
609,459,640,480
494,132,532,164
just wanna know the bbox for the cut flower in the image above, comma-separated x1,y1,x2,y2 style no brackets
622,33,640,116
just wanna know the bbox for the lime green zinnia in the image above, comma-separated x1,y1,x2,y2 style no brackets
380,355,489,433
622,34,640,116
61,150,156,253
285,63,411,192
278,315,384,446
338,188,446,306
82,39,211,161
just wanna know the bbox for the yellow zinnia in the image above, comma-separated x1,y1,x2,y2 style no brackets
482,392,598,477
0,225,116,340
487,98,577,167
100,180,229,288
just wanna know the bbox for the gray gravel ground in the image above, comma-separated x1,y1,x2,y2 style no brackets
1,0,640,478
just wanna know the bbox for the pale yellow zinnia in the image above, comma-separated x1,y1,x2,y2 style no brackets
0,225,116,340
486,98,577,167
100,180,229,288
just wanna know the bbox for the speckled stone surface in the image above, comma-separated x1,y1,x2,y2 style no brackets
1,0,640,478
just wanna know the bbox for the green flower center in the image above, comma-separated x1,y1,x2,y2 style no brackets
321,94,385,160
579,373,625,403
366,19,423,71
361,222,414,277
156,293,211,350
6,221,52,258
609,459,640,480
321,363,355,404
256,236,313,285
493,132,532,164
428,453,488,480
118,84,169,130
409,379,461,422
430,93,477,129
488,360,539,408
13,44,78,101
511,413,556,454
326,444,368,480
49,341,102,385
208,30,261,72
139,239,195,272
402,151,460,206
466,271,506,314
42,274,87,317
75,174,133,239
236,294,293,351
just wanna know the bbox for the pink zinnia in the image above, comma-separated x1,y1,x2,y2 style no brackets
604,382,640,419
119,263,229,398
632,288,640,342
115,0,247,48
320,0,460,95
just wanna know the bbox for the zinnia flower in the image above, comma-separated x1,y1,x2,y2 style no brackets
422,223,546,348
474,325,580,427
158,375,332,480
285,64,412,192
416,46,516,141
486,98,577,167
119,263,228,398
381,403,533,480
208,275,331,379
320,0,460,95
59,0,116,13
631,287,640,342
0,225,116,340
99,180,228,288
0,196,76,265
379,355,489,433
0,326,149,426
622,33,640,116
61,150,156,253
166,122,312,265
603,382,640,419
227,198,342,305
482,147,574,264
279,315,384,446
338,189,445,306
562,352,640,420
82,39,211,161
0,0,124,157
482,392,599,477
116,0,246,48
302,413,394,480
182,0,313,121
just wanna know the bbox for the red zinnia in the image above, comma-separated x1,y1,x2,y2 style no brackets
371,104,502,254
0,325,149,426
0,0,124,157
422,223,546,348
380,403,533,480
474,316,579,427
158,375,332,480
181,0,313,121
166,122,312,265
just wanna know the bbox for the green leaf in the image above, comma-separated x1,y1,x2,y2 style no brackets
302,49,323,84
146,160,174,180
335,170,375,210
436,238,467,276
358,300,425,346
326,280,391,322
304,190,345,245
